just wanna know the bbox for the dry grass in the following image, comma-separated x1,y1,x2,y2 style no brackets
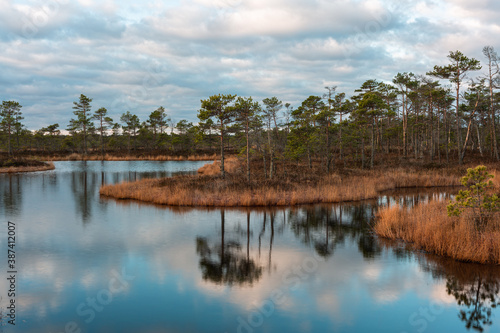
0,161,55,173
36,153,217,161
374,200,500,264
197,156,240,175
100,157,462,207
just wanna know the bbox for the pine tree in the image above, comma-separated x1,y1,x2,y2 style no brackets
198,94,237,178
428,51,482,165
70,94,93,156
0,101,22,156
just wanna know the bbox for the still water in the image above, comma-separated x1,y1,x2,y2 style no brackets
0,161,499,333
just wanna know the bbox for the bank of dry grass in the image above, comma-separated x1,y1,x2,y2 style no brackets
374,171,500,264
100,157,462,207
0,158,55,173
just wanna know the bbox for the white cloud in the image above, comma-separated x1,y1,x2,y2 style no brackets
0,0,497,129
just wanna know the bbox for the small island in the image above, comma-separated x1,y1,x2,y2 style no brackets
99,156,463,206
0,157,54,173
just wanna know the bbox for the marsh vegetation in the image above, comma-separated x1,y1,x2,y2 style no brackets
375,166,500,264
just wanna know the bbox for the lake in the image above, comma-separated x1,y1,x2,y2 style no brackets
1,161,499,333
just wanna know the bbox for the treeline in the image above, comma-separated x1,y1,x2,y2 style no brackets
2,47,500,174
0,96,202,157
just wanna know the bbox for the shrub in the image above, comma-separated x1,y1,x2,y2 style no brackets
447,165,500,230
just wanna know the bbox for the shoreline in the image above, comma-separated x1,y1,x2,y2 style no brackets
0,162,55,173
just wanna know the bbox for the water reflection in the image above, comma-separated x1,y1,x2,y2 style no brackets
71,171,97,223
193,194,451,288
196,210,263,286
419,254,500,332
257,211,276,272
191,195,500,331
287,204,382,260
1,162,498,333
0,175,22,217
1,161,206,225
450,275,499,332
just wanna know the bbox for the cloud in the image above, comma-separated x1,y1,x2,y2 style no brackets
0,0,497,129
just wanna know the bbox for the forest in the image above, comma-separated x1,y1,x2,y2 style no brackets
1,48,500,173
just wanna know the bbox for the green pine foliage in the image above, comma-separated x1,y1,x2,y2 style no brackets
447,165,500,229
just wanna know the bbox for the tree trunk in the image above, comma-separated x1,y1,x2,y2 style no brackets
267,128,274,179
403,94,408,158
456,83,463,165
15,129,20,153
460,93,479,163
100,118,104,160
437,107,441,163
447,126,451,164
475,122,483,157
429,95,434,161
270,150,274,179
339,113,344,164
127,133,131,155
371,120,375,169
7,121,12,156
490,73,500,161
326,123,332,173
246,119,250,182
133,130,137,151
83,118,87,157
307,147,312,169
361,135,366,169
220,122,225,179
263,149,267,179
445,106,449,164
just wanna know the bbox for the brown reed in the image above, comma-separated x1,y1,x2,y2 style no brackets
374,196,500,264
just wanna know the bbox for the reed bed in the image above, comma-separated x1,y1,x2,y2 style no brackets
374,199,500,264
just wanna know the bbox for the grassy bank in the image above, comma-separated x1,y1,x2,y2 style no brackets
99,157,462,207
0,158,55,173
374,169,500,264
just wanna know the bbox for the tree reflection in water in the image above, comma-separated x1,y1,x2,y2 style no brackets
257,211,276,273
436,260,500,332
196,209,263,286
391,244,500,333
0,174,22,217
448,276,500,332
70,170,97,223
193,190,500,332
288,203,382,259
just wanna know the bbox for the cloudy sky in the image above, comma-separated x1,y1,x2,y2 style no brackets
0,0,499,130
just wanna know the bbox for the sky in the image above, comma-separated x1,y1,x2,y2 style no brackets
1,0,499,130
